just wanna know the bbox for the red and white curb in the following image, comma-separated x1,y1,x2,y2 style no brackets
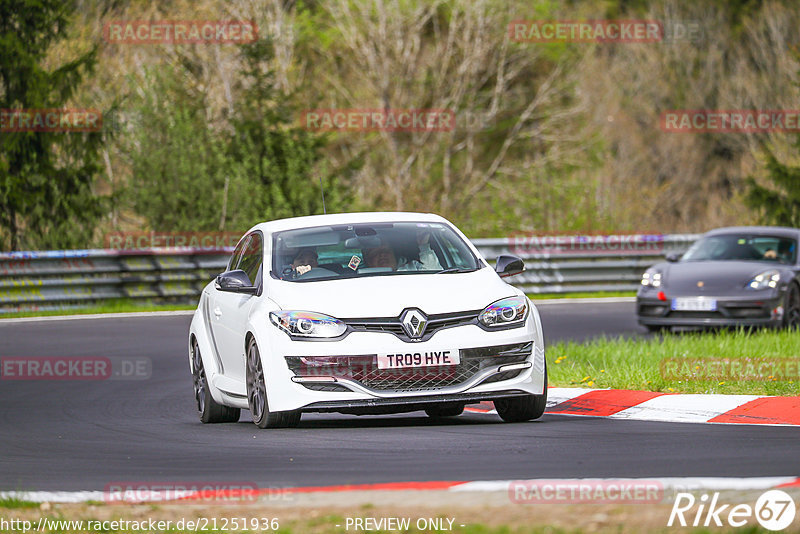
464,387,800,426
2,477,798,504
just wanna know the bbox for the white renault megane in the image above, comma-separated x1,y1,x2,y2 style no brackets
188,212,547,428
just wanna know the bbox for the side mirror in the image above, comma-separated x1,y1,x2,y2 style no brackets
665,253,681,263
215,269,258,295
495,254,525,278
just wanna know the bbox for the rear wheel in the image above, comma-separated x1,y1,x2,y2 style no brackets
494,368,547,423
783,283,800,330
246,339,301,429
192,340,240,423
425,402,465,418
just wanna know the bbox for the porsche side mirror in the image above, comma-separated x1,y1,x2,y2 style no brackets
665,253,681,263
216,269,258,294
495,254,525,278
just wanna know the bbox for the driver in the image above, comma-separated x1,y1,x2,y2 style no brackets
763,241,794,263
291,247,318,275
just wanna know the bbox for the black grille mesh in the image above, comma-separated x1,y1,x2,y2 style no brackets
286,342,532,393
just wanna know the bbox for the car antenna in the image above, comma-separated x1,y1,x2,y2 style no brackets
318,176,327,214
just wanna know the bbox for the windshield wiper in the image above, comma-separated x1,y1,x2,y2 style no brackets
436,267,474,274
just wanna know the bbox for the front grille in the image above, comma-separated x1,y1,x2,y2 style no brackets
344,309,480,342
286,341,532,393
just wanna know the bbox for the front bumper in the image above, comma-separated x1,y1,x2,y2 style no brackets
257,313,545,413
302,390,530,414
637,292,784,328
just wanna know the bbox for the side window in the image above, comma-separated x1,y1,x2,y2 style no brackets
238,233,263,286
228,235,250,271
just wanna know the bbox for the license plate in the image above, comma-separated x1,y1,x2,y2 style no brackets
671,298,717,311
377,349,460,369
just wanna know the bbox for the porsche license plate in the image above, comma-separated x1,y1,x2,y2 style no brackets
377,350,460,369
671,298,717,311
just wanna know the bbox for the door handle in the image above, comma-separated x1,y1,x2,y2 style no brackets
213,306,222,318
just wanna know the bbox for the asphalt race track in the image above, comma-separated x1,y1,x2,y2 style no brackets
1,301,798,492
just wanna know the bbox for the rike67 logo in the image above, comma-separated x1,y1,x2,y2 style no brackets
668,490,796,531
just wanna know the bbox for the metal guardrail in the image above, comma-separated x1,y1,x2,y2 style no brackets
0,234,699,313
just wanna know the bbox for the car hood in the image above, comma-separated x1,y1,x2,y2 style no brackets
267,267,519,317
661,260,780,293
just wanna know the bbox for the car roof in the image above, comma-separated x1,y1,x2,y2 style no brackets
246,212,451,235
704,226,799,239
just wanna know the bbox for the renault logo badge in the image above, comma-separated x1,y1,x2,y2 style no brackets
400,308,428,339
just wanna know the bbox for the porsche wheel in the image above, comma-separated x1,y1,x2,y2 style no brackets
192,340,240,423
246,339,300,429
784,283,800,330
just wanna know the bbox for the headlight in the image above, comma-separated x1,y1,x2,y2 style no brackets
269,311,347,338
746,270,780,290
641,269,663,288
478,296,528,327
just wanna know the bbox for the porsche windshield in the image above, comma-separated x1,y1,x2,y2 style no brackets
681,234,797,264
272,222,480,281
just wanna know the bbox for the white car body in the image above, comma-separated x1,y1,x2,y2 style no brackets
188,212,546,427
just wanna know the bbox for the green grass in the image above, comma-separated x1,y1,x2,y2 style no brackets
527,291,635,300
0,496,39,509
548,329,800,395
0,299,195,319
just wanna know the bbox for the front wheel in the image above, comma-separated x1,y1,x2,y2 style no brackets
494,368,547,423
192,340,240,424
783,283,800,330
246,339,301,429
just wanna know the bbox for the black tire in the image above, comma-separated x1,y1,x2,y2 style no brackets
783,283,800,330
494,368,548,423
246,339,301,429
192,340,240,424
425,402,465,418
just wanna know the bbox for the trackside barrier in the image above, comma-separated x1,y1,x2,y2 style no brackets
0,234,699,313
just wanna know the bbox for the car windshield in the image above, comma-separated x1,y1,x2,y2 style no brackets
681,234,797,264
272,221,480,282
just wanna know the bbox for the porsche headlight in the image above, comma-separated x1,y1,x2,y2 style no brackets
269,311,347,338
746,270,780,290
641,269,663,288
478,296,528,327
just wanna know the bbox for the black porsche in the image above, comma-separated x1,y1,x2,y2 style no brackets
637,226,800,331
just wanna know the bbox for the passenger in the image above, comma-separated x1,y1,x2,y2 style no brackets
291,247,318,275
363,232,442,271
